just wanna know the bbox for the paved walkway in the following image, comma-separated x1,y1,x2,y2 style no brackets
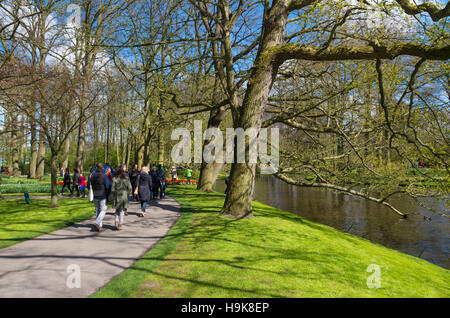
0,197,180,298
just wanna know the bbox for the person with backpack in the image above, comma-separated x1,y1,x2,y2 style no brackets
60,168,73,196
110,167,132,230
87,163,111,231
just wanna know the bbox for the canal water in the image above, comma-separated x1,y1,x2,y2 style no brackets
214,175,449,269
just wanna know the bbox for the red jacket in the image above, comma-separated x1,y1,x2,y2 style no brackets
80,175,87,187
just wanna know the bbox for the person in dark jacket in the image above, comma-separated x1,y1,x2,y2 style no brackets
129,163,140,201
137,166,153,217
150,166,158,199
156,164,166,199
72,169,81,197
60,168,73,196
87,163,111,231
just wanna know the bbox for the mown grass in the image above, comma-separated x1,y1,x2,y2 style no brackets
94,186,449,298
92,196,194,298
0,198,94,249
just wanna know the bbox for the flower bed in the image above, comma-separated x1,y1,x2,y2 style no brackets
166,179,196,184
0,183,52,194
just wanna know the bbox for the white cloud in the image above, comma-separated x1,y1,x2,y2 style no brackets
1,2,112,76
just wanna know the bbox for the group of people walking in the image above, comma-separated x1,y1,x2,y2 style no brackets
61,162,167,232
128,164,167,202
60,168,87,198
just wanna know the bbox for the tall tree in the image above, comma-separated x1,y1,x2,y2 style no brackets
218,0,450,218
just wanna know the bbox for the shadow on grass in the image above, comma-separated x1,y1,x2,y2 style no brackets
95,188,347,297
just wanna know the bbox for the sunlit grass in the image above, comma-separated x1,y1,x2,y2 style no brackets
94,186,450,298
0,198,94,249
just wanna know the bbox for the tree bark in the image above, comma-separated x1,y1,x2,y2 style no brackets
36,9,48,180
28,116,38,178
220,1,290,218
49,152,59,208
61,134,71,170
61,102,73,170
125,135,130,167
197,106,227,191
75,120,86,172
18,115,25,173
198,161,224,192
36,125,46,179
158,129,165,166
10,112,20,176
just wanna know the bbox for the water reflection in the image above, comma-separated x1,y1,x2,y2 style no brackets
215,175,449,269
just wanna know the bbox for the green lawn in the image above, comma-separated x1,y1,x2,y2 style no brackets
0,198,94,249
93,186,450,298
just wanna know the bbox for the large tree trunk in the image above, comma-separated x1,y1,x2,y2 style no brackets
36,126,46,179
220,1,289,218
75,122,86,172
142,120,152,166
158,129,165,166
61,104,73,170
18,115,25,174
198,161,224,192
105,108,110,163
10,112,20,176
93,113,98,165
125,135,130,167
75,76,88,173
138,147,144,168
116,130,121,165
49,152,59,208
28,118,38,178
61,134,71,170
197,106,227,192
36,10,48,180
196,19,229,192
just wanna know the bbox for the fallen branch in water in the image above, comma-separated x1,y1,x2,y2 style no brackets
275,172,408,218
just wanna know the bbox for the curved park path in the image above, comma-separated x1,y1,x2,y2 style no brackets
0,197,180,298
